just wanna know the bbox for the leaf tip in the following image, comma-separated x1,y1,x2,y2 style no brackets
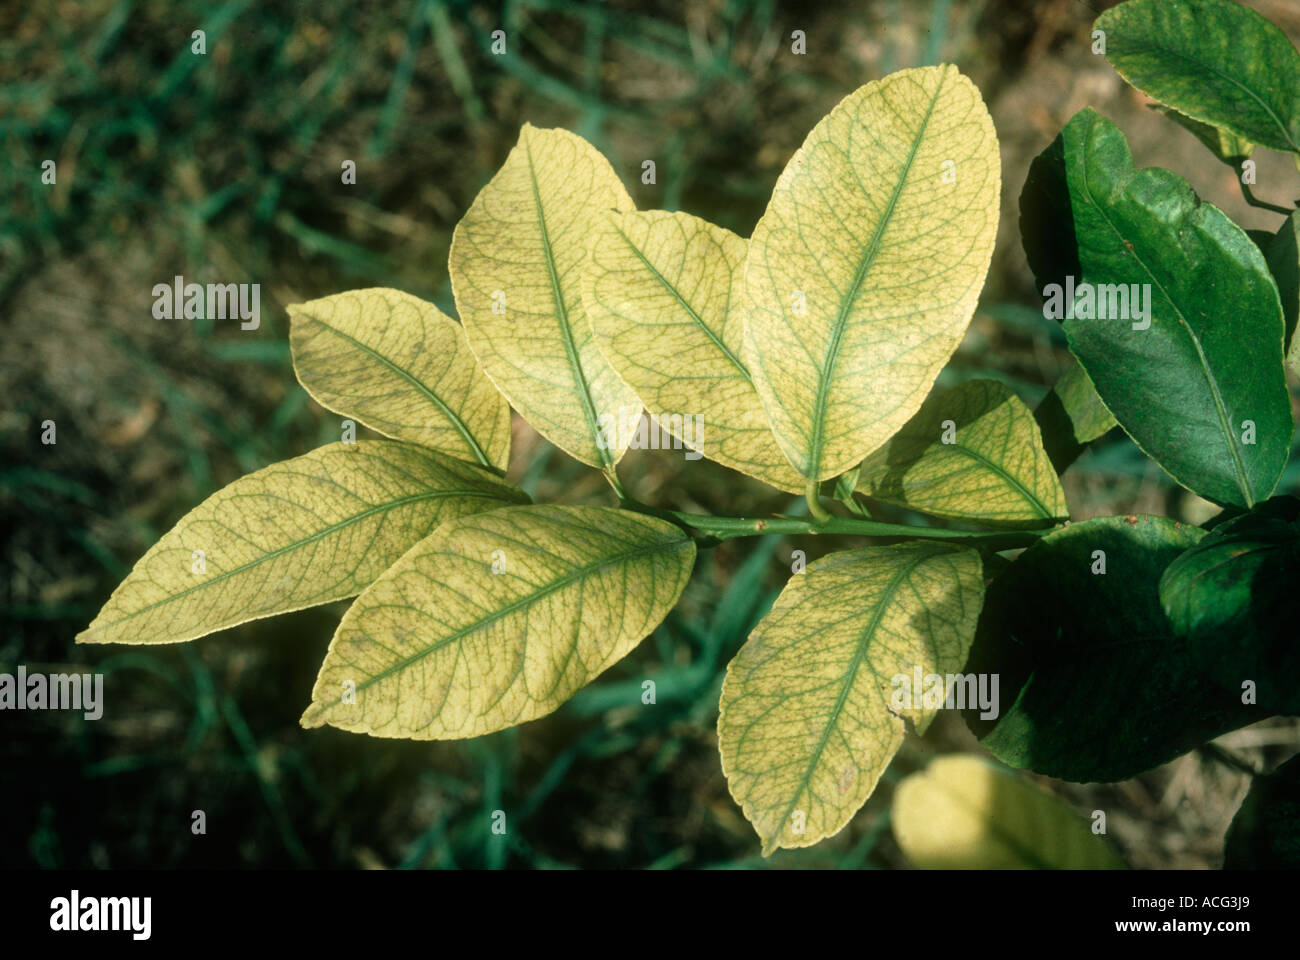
299,703,326,730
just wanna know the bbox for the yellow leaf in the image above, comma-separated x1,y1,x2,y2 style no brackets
288,288,511,470
855,379,1068,526
300,504,695,739
718,542,984,855
449,124,640,469
893,755,1126,869
584,210,805,493
77,442,528,645
744,64,1000,481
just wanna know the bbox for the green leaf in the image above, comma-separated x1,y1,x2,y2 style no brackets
854,379,1068,527
1033,359,1117,474
1225,753,1300,869
1020,108,1291,508
718,542,984,855
1096,0,1300,154
1160,496,1300,714
449,124,641,470
288,288,511,470
743,64,1000,482
1046,360,1116,445
893,755,1126,869
1261,211,1300,377
300,504,695,739
966,515,1264,782
77,442,529,646
1149,104,1254,165
583,210,804,493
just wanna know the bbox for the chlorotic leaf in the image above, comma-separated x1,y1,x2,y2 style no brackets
584,210,804,493
1160,496,1300,714
1097,0,1300,154
300,504,695,739
1225,753,1300,869
1020,108,1291,508
966,516,1264,782
449,124,640,470
77,442,529,646
893,755,1126,869
855,379,1067,527
288,288,510,469
743,64,1000,482
718,543,984,855
1149,105,1253,165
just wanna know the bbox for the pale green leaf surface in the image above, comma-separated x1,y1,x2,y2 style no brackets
300,504,695,739
78,442,528,645
449,124,640,469
855,379,1068,526
744,64,1000,481
893,755,1126,869
718,542,984,855
288,288,510,469
584,210,804,493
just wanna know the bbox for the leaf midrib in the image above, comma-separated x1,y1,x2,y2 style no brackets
807,68,948,480
948,443,1055,519
300,314,493,468
524,135,615,470
612,225,752,379
82,488,513,634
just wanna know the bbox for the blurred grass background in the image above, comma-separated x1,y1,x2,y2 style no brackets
3,0,1299,869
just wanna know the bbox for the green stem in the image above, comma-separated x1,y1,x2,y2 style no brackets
1238,179,1295,217
805,480,831,523
617,496,1054,550
664,511,1049,548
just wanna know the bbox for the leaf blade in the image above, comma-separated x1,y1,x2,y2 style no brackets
288,288,510,469
743,64,1000,481
449,125,640,469
1021,108,1292,507
77,442,529,646
1260,210,1300,377
584,210,804,492
855,379,1068,526
1097,0,1300,154
1160,496,1300,714
966,515,1265,781
718,542,985,854
300,504,695,739
893,755,1126,869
